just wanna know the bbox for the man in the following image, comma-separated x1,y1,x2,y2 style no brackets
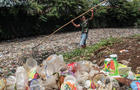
71,9,94,48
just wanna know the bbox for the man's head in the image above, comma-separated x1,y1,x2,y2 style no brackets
81,16,86,21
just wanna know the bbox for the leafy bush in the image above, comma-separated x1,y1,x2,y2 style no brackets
0,0,139,40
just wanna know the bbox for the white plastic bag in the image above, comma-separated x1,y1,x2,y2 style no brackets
75,71,89,85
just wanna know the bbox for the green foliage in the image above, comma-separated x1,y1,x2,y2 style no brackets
62,37,121,62
26,1,44,15
94,0,140,27
0,0,140,40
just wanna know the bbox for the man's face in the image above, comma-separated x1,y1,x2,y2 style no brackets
81,16,86,21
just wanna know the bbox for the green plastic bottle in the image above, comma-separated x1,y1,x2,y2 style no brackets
109,54,119,76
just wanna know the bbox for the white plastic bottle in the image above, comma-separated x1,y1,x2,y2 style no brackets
16,67,28,90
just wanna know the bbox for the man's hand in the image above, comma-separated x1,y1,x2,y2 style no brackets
71,19,74,23
91,9,94,13
90,8,94,20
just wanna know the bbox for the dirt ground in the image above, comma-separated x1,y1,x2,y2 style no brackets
90,36,140,73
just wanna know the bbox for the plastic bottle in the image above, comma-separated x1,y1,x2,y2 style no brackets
61,75,77,90
29,79,40,90
109,54,119,76
25,58,37,80
6,76,16,90
127,71,135,80
0,78,6,90
55,55,66,72
25,58,37,71
46,54,66,72
46,54,57,64
16,66,28,90
104,58,111,72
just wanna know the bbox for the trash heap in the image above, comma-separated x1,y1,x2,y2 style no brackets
0,54,140,90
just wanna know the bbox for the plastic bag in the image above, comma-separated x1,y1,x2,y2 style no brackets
38,62,55,80
75,71,89,85
43,74,59,89
118,67,131,77
77,61,93,72
89,69,99,78
45,54,66,72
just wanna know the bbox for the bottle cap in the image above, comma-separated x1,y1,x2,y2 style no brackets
105,58,111,61
110,54,117,58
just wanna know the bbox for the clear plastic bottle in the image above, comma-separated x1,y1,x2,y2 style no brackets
46,54,66,72
127,71,135,80
16,66,28,90
25,58,37,80
6,76,16,90
30,79,40,90
56,55,66,72
25,58,37,71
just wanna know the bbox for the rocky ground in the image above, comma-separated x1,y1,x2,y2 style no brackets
0,28,140,77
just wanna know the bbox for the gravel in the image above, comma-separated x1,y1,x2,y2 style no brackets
0,28,139,77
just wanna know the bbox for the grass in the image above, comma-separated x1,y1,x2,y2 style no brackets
61,37,122,63
131,34,140,38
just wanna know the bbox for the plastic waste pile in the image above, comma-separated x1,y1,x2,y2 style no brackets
0,54,140,90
